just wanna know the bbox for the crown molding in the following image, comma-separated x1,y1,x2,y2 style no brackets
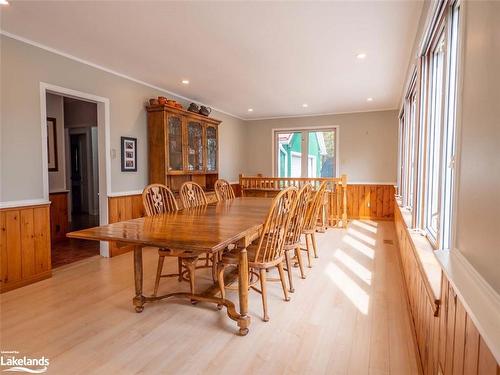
245,107,398,122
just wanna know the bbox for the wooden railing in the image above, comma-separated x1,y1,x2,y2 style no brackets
239,174,348,228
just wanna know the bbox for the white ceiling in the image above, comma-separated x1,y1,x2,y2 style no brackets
1,1,422,120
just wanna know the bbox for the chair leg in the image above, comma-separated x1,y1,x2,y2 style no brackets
305,234,312,268
312,232,319,258
217,263,226,310
259,268,269,322
177,257,183,281
153,255,165,297
285,250,295,293
295,246,306,279
277,263,291,302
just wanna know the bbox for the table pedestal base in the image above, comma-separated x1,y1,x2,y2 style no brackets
133,245,251,336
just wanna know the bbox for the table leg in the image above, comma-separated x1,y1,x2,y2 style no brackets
133,245,145,313
237,247,251,336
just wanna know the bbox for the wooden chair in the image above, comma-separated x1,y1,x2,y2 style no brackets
179,181,219,275
180,181,208,208
302,181,328,267
214,179,236,201
142,184,199,296
283,183,313,292
217,186,298,322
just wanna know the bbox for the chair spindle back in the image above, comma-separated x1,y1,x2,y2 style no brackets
142,184,179,216
303,181,328,231
180,182,208,208
253,187,298,263
285,183,313,246
214,179,236,201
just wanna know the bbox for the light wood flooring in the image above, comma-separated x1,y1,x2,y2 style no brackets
0,220,420,374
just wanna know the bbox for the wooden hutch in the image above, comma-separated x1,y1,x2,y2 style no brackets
146,104,221,192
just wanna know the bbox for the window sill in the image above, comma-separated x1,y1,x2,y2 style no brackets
396,201,442,302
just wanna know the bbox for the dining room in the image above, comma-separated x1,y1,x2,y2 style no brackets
1,1,499,374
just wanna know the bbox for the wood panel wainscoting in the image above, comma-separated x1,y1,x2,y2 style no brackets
346,184,395,220
0,203,52,293
394,201,499,374
49,191,69,242
107,185,239,257
239,175,395,223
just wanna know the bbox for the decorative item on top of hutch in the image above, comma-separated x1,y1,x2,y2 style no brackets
146,102,221,192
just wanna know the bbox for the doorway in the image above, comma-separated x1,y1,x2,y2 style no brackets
42,83,111,268
47,93,100,268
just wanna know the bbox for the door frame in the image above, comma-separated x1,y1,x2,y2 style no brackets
271,125,340,178
40,82,111,257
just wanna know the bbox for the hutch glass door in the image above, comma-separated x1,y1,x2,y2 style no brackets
167,115,183,172
206,125,217,172
187,121,204,171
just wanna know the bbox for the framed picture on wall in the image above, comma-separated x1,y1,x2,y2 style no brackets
121,136,137,172
47,117,58,171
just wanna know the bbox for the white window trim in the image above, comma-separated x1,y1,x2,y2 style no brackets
290,150,302,178
277,143,288,177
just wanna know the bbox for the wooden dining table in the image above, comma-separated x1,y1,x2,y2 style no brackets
67,196,273,336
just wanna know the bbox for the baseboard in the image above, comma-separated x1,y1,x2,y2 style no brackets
0,271,52,293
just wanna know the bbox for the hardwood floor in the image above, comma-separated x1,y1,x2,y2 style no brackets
0,220,419,374
51,238,100,268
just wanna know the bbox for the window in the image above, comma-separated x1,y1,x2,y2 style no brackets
274,128,338,178
399,110,407,199
440,1,461,249
407,90,418,208
398,70,418,215
397,0,461,249
424,29,446,243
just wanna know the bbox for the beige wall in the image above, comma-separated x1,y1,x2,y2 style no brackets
244,110,399,183
454,1,500,293
399,0,432,108
46,93,66,192
64,99,97,128
0,35,246,202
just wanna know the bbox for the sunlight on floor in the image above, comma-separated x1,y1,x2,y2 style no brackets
342,235,375,259
347,226,377,246
334,248,372,285
325,262,370,315
351,220,378,234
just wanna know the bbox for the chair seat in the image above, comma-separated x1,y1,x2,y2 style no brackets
220,242,284,269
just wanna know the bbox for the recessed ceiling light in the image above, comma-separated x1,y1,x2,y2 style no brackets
0,0,9,5
356,53,367,59
302,103,309,108
248,108,254,112
367,97,373,102
181,79,189,85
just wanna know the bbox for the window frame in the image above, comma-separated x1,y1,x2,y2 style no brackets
397,0,462,249
272,126,340,178
440,0,462,249
423,22,448,247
